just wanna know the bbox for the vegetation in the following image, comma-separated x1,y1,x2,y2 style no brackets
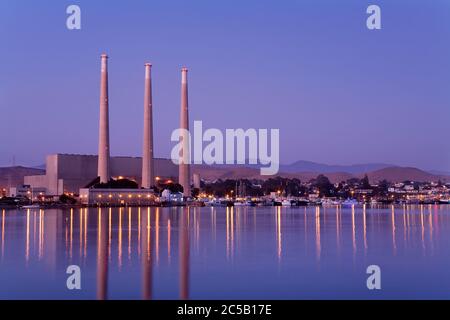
164,183,184,194
59,194,77,204
199,174,380,199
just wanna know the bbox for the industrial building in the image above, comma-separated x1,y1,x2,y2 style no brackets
79,188,158,206
24,154,177,195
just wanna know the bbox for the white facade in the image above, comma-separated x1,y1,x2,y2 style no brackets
79,188,157,206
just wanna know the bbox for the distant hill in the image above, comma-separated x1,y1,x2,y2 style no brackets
192,165,356,183
0,166,45,189
32,164,46,170
359,167,448,183
279,160,393,174
193,164,449,183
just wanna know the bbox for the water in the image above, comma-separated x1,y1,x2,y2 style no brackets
0,205,450,300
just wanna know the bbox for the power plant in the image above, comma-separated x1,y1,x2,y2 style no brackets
24,54,192,199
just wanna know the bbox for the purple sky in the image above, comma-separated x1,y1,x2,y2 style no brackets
1,0,450,171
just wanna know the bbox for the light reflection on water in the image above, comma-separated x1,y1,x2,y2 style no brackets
0,205,450,299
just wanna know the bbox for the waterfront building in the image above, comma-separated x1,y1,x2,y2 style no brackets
79,188,157,206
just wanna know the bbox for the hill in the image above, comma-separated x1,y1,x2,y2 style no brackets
279,160,393,174
193,164,449,183
360,166,448,183
0,166,45,190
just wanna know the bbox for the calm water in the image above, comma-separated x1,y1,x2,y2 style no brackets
0,205,450,300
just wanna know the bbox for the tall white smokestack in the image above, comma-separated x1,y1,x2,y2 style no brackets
98,54,110,184
142,63,154,189
179,67,191,197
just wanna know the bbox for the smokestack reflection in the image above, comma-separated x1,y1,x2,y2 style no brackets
141,208,153,300
96,208,109,300
179,207,190,300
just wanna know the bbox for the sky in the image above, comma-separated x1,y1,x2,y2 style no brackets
1,0,450,171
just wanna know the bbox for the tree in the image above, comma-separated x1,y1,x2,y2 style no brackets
312,174,335,197
166,183,184,194
361,174,371,189
60,194,77,204
346,178,360,186
374,179,390,196
191,188,200,198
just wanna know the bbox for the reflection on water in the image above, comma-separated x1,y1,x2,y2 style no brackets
1,205,450,299
97,208,108,300
179,208,189,300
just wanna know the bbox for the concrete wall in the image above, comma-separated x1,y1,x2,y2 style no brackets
24,175,48,189
25,154,178,195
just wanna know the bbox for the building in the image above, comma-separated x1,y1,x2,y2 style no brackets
9,184,46,199
161,189,184,203
79,188,157,206
24,154,177,196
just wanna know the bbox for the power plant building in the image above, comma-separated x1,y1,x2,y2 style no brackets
24,154,177,196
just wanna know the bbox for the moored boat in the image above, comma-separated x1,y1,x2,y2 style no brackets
21,204,41,209
342,199,358,207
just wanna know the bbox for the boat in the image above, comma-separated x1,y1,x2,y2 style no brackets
342,199,358,207
247,200,257,207
281,199,292,206
188,201,205,207
204,199,227,207
295,199,309,206
234,200,257,207
439,199,450,204
309,199,322,206
322,198,339,206
21,204,41,209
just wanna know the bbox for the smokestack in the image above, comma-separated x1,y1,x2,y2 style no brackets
98,54,110,184
179,67,191,197
142,63,154,189
193,173,200,189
